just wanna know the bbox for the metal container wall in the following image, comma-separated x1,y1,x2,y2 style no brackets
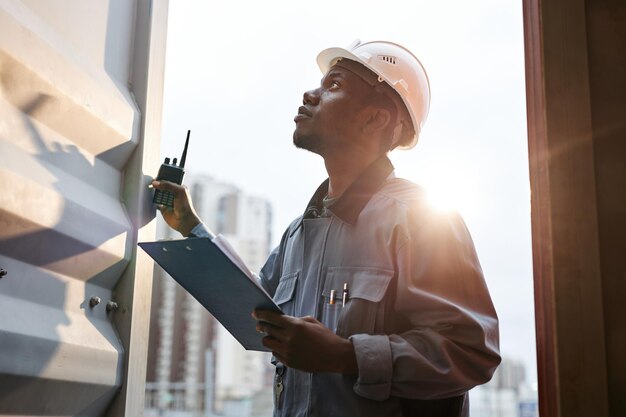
0,0,168,414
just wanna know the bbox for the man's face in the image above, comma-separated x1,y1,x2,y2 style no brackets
293,63,375,156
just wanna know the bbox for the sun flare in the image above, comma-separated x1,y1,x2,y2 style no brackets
421,176,474,216
425,187,460,212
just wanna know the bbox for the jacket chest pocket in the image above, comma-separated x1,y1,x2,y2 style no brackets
273,272,299,316
321,267,394,337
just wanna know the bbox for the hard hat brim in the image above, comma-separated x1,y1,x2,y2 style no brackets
317,47,362,74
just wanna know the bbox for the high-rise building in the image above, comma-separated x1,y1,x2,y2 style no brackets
202,180,274,411
145,174,273,416
490,357,526,392
469,357,538,417
145,219,216,412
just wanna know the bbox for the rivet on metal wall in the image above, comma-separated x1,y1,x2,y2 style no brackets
106,301,119,313
89,296,101,308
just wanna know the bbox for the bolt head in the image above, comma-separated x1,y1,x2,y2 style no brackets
89,296,101,308
106,301,119,313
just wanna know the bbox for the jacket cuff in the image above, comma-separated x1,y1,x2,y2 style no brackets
188,223,212,238
349,334,393,401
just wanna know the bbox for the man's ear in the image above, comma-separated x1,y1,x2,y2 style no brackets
362,107,392,135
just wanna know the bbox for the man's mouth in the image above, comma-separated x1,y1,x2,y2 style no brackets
294,106,312,120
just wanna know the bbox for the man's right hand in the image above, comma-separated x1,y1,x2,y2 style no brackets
151,180,202,237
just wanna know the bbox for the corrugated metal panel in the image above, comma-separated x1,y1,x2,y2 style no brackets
0,0,167,414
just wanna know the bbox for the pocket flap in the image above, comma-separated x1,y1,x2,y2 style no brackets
323,267,394,303
273,272,298,305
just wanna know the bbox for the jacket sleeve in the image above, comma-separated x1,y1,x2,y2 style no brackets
258,244,281,297
350,209,501,401
258,221,297,297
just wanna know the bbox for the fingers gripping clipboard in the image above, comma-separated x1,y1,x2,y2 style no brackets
139,237,282,351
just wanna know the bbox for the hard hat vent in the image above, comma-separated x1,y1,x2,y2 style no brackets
378,55,397,65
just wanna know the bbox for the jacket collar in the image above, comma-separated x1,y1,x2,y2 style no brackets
298,156,394,227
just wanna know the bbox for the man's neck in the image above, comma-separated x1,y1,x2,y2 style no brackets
324,152,381,198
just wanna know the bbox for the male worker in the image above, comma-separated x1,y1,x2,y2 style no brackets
153,40,500,417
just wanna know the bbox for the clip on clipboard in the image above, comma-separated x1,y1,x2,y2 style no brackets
139,237,282,351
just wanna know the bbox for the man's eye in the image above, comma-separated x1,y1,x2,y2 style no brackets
330,80,341,88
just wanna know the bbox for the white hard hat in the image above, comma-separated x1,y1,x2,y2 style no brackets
317,40,430,149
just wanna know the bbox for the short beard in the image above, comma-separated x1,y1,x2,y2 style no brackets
293,131,325,156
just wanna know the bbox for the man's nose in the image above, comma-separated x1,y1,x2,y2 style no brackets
303,88,320,105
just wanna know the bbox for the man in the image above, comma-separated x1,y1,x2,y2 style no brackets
153,40,500,417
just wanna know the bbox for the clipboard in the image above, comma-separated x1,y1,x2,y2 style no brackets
139,237,281,351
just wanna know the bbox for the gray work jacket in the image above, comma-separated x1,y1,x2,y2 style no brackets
194,157,500,417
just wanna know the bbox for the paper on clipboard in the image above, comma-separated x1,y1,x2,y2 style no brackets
212,234,254,279
139,237,281,351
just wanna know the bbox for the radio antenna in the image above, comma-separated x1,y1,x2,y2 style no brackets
180,130,190,168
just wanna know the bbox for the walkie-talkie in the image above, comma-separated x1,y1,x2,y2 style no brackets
153,130,191,207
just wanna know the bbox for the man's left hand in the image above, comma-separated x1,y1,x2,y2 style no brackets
253,310,358,375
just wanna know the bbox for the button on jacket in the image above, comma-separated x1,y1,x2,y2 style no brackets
193,157,500,417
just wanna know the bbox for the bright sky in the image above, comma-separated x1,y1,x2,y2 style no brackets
160,0,535,384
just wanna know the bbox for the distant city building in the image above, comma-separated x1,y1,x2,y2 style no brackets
145,174,273,417
490,357,526,392
145,220,216,413
206,183,274,411
470,357,538,417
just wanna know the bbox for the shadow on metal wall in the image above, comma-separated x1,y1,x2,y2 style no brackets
0,94,130,414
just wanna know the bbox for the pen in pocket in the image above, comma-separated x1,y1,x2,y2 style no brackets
342,283,349,307
323,289,341,333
